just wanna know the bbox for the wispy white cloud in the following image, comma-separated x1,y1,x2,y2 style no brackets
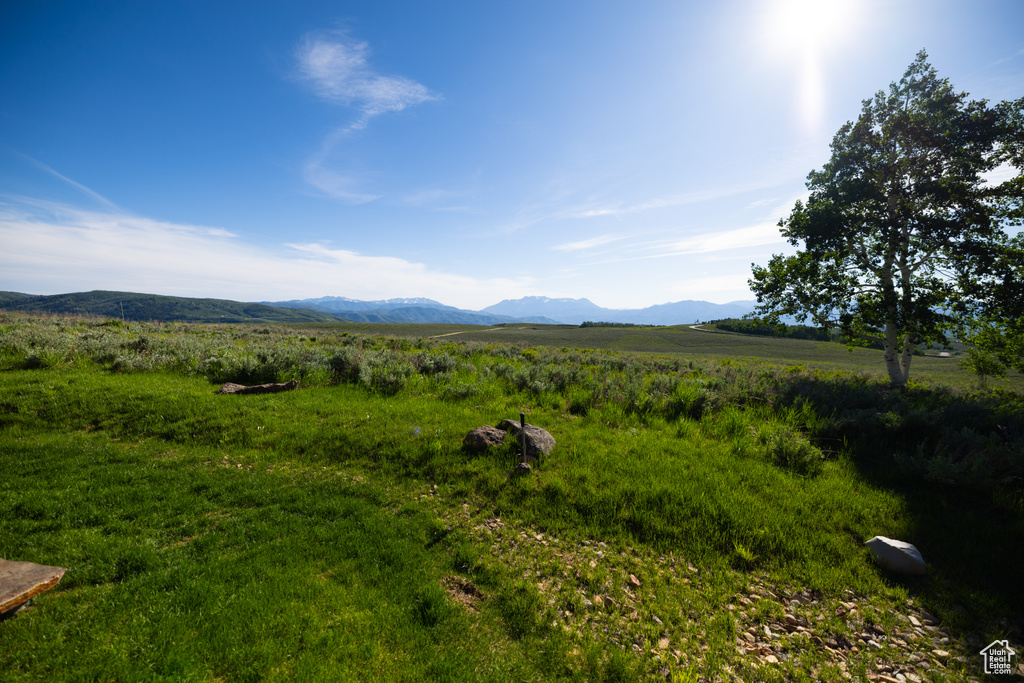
495,172,805,238
294,30,439,203
15,153,122,212
661,223,786,256
563,180,803,222
301,158,381,204
398,186,476,211
550,234,627,252
0,197,532,309
746,194,787,210
549,193,713,224
566,223,788,269
296,33,438,124
986,47,1024,69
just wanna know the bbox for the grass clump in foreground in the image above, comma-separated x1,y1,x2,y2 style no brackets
1,313,1023,681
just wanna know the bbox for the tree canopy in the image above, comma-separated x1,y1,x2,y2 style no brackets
750,51,1024,386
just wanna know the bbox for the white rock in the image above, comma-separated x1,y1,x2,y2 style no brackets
864,536,926,576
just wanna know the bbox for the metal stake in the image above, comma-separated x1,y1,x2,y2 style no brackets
519,412,526,464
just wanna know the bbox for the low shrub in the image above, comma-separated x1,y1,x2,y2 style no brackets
440,381,479,401
566,386,594,416
414,351,462,376
757,423,823,476
329,348,364,384
667,381,710,420
359,353,414,396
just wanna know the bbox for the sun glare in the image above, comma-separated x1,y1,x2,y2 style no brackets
758,0,858,134
767,0,855,53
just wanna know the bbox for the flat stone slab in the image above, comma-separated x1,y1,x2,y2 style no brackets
218,380,299,395
0,559,67,614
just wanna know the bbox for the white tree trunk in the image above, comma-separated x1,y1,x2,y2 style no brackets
899,339,914,385
883,323,911,386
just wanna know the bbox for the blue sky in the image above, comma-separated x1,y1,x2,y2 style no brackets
2,1,1023,309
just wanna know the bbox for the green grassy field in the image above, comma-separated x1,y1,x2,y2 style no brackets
307,321,1021,390
2,314,1022,681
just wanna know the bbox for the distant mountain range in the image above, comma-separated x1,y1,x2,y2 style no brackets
266,295,757,325
263,296,560,325
1,291,759,326
479,296,756,325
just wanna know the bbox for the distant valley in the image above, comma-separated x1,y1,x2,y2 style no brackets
1,290,758,325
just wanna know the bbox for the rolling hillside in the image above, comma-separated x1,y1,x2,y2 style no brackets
0,291,346,324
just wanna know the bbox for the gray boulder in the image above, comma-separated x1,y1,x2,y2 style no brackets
463,425,507,452
496,419,556,457
865,536,926,576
